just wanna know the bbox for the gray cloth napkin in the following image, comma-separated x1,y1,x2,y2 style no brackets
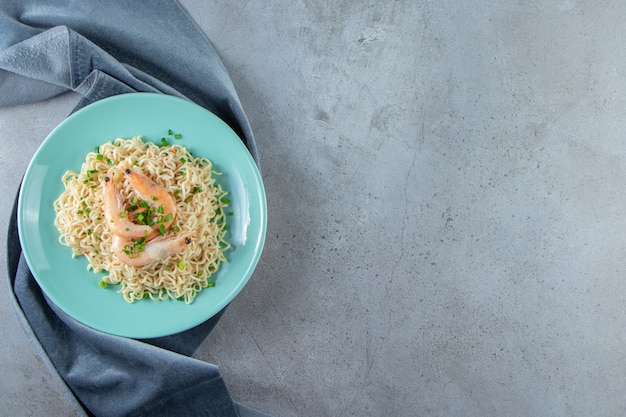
1,1,271,416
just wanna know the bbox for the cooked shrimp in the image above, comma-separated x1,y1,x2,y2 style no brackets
123,168,177,238
102,176,153,238
111,231,196,267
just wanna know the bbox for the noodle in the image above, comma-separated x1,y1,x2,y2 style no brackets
53,136,230,303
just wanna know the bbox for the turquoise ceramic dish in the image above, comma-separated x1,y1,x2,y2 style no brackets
17,93,267,338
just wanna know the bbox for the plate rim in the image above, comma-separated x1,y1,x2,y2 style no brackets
16,92,267,338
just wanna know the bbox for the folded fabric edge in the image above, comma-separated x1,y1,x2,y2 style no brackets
0,26,73,97
128,373,239,417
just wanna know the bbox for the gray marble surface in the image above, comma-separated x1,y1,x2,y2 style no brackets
2,1,626,416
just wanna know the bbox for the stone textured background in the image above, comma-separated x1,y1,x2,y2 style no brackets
2,1,626,416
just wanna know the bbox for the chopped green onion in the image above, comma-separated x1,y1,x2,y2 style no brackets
151,195,158,201
99,281,107,289
171,225,180,232
180,157,186,163
174,134,181,139
106,158,114,165
221,198,230,204
168,129,173,135
160,138,168,147
158,224,166,236
96,154,104,161
177,261,186,270
164,213,173,222
207,281,215,287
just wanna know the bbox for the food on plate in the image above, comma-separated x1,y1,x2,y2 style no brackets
53,135,230,303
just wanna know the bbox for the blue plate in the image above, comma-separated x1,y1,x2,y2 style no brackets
17,93,267,338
